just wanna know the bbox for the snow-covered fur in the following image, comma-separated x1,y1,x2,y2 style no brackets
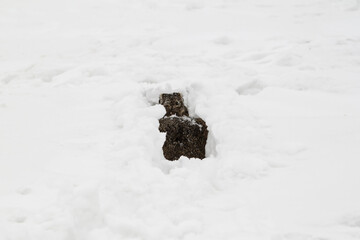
159,93,189,117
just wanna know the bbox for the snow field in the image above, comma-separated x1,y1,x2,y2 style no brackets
1,0,360,239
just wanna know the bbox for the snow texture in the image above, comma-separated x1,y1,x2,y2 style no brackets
1,0,360,239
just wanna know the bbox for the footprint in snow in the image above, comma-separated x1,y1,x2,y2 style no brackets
1,74,17,84
213,36,232,45
16,187,32,195
242,52,272,62
8,213,27,223
277,53,302,67
236,80,265,95
341,214,360,228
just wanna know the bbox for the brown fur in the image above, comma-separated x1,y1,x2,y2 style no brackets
158,93,208,160
159,93,189,117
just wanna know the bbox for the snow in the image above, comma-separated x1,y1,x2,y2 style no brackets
1,0,360,239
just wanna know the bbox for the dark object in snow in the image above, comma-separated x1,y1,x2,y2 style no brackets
159,93,208,160
159,92,189,117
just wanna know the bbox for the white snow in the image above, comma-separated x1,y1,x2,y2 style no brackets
1,0,360,239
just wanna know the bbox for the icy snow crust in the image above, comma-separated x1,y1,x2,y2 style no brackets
1,0,360,239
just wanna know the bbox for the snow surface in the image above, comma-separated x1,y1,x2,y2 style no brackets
1,0,360,239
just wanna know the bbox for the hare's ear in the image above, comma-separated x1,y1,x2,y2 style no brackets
159,94,164,104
